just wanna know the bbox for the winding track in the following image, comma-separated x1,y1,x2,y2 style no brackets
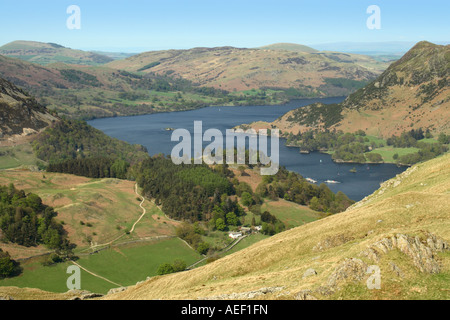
129,183,147,234
71,183,148,286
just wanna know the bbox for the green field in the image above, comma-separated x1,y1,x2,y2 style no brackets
0,144,43,170
367,146,420,163
364,135,386,146
224,233,270,256
0,237,202,294
260,199,323,228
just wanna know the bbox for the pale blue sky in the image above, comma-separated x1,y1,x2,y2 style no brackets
0,0,448,52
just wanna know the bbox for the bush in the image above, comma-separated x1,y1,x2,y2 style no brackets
157,259,187,275
197,242,210,255
241,192,254,207
156,263,174,275
172,259,187,272
215,218,226,231
42,253,63,266
0,249,21,279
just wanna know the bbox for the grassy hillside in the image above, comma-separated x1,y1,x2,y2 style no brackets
101,153,450,300
0,237,202,294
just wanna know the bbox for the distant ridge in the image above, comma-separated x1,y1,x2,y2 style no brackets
258,43,319,53
108,44,388,93
0,40,114,65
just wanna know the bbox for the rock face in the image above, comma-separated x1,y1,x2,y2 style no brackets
297,233,448,299
302,268,318,279
294,290,317,300
360,233,448,273
0,77,57,138
107,287,128,295
66,290,104,300
327,258,369,287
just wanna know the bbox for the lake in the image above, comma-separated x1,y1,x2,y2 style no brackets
88,97,407,201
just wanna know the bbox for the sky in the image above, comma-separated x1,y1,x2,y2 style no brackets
0,0,448,52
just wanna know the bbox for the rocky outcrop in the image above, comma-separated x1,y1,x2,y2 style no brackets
200,287,285,300
107,287,128,295
326,258,369,287
294,290,317,300
313,233,354,251
295,258,369,298
360,233,448,273
0,77,57,138
302,268,318,279
295,233,447,299
66,290,104,300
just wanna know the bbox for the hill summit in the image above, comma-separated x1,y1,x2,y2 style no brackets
258,43,319,53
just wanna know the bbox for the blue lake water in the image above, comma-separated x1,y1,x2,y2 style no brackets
88,97,407,201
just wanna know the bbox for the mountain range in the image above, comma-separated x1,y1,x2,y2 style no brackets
107,44,388,93
241,41,450,137
0,40,392,120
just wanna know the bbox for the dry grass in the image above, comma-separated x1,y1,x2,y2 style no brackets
103,153,450,300
0,170,177,256
2,154,448,300
107,48,386,92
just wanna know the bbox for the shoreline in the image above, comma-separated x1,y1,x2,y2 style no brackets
85,96,346,123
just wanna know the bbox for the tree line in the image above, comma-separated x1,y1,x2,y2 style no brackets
47,157,130,179
0,184,75,264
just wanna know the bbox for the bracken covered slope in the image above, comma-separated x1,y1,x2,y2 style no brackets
0,77,57,139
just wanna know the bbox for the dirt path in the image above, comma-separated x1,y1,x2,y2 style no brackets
129,183,147,233
67,183,150,288
70,260,123,287
80,183,147,253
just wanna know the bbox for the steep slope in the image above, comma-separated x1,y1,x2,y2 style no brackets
268,41,449,137
104,153,450,300
0,41,113,65
0,77,57,140
107,45,389,95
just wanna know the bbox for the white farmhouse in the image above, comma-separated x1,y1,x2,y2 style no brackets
228,232,242,239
